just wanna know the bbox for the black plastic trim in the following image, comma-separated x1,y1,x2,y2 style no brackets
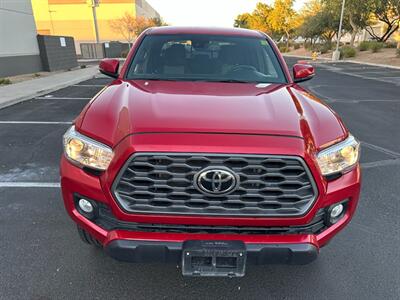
324,172,343,182
99,69,119,79
105,240,318,265
95,204,327,235
293,74,314,83
82,166,103,177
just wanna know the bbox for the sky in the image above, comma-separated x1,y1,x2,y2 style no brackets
146,0,306,28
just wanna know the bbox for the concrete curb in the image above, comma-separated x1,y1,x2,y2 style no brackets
343,59,400,70
0,66,99,110
284,54,400,70
283,54,331,61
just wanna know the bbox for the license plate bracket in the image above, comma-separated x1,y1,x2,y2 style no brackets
182,240,246,277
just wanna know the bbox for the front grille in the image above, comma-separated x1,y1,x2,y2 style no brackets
112,153,318,217
95,204,327,235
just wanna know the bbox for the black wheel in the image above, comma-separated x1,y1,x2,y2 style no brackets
77,226,102,248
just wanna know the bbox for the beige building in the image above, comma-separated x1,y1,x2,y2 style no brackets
31,0,160,46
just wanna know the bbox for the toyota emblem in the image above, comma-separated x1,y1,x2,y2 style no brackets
194,167,239,196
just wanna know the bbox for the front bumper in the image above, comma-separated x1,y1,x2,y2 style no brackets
60,133,361,265
105,239,318,265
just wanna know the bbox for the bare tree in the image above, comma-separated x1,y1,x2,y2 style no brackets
109,12,155,47
366,0,400,42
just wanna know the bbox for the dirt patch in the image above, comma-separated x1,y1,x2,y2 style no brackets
0,65,88,85
348,48,400,67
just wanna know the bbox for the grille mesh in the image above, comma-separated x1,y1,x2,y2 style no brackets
113,153,317,217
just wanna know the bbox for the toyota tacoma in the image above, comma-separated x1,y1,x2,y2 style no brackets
61,27,361,277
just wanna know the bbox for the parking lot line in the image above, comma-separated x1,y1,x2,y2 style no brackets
361,158,400,169
319,65,400,85
35,97,92,100
0,182,60,188
72,84,105,87
362,141,400,158
0,121,72,124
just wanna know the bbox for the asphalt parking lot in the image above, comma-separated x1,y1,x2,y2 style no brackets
0,57,399,299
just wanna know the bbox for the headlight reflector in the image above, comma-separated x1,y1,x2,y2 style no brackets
317,135,360,176
63,126,113,171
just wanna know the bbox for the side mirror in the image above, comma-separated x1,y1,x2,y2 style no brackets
99,59,119,78
293,63,315,83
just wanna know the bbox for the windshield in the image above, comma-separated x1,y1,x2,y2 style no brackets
126,34,287,83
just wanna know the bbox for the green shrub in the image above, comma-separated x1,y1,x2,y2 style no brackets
121,49,129,58
369,41,384,53
340,46,356,58
384,42,397,48
279,46,289,53
0,78,12,85
277,43,289,53
313,43,331,54
358,41,385,52
304,42,312,50
293,43,301,50
321,43,332,54
358,41,370,51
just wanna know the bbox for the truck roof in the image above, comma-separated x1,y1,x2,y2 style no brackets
147,26,265,38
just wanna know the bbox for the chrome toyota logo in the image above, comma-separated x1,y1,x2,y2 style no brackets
194,167,239,196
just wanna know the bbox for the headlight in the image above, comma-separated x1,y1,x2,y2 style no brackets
316,135,360,176
63,126,113,171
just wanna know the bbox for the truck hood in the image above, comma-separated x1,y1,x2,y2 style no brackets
77,80,346,149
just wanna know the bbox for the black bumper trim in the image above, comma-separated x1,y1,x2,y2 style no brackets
105,240,318,265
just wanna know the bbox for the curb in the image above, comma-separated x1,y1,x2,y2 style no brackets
284,54,400,70
344,59,400,70
0,67,99,110
283,54,331,61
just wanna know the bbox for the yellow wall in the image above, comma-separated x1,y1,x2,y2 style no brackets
31,0,137,42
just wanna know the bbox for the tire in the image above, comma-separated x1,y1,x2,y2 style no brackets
77,226,102,248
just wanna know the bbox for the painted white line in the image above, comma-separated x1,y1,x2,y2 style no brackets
362,142,400,158
72,84,105,87
35,97,91,100
307,84,400,103
361,158,400,169
328,99,400,104
0,182,60,188
319,65,400,86
0,121,72,125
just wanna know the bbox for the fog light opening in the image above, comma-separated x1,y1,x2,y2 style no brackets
330,204,344,219
326,202,347,226
78,199,94,213
75,195,98,220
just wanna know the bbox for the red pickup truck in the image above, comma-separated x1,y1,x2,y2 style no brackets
61,27,361,277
